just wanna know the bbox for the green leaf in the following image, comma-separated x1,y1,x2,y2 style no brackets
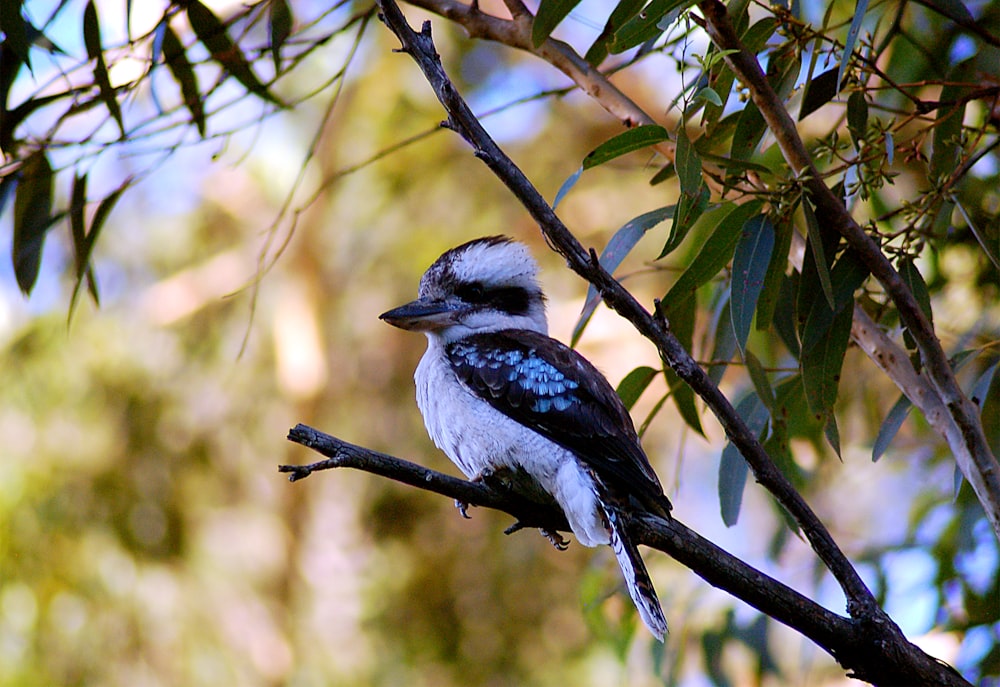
83,0,125,137
846,90,868,149
754,214,792,331
801,296,852,423
69,177,132,318
553,166,582,208
609,0,696,54
728,0,752,35
708,296,736,385
68,178,130,314
799,67,841,120
149,20,167,113
765,40,800,101
730,214,775,353
703,62,735,132
970,359,1000,408
663,200,764,304
617,366,659,410
584,0,645,66
694,148,774,176
572,206,674,344
837,0,869,91
741,17,778,53
648,162,675,185
161,23,206,138
897,257,933,325
774,273,800,359
532,0,582,47
825,414,841,458
67,176,97,321
269,0,293,70
0,0,31,70
719,392,769,526
89,179,128,247
801,197,835,310
67,173,98,308
69,173,87,263
186,0,283,105
663,295,705,436
770,373,822,459
638,393,670,438
582,125,669,169
744,349,775,410
800,248,868,353
12,150,54,294
694,87,722,107
659,184,710,258
872,394,912,462
675,126,702,195
731,100,766,160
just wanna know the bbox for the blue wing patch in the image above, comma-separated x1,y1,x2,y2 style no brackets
449,341,580,412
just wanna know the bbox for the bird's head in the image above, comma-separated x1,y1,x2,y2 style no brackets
380,236,548,342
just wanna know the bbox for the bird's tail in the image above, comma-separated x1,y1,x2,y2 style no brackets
602,500,668,641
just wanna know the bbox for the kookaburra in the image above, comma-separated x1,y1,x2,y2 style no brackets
380,236,671,640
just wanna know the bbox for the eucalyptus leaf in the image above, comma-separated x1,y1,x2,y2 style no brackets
12,150,54,294
872,394,913,462
572,206,674,344
731,214,775,353
837,0,869,92
83,0,125,137
583,125,669,169
532,0,582,47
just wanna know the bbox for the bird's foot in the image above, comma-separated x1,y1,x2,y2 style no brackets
454,499,472,519
502,522,569,549
541,528,570,550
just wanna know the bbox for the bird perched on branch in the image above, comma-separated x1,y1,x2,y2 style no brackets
380,236,671,640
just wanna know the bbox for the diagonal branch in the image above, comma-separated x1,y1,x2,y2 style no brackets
283,423,971,686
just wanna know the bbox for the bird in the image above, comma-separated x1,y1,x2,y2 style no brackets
379,235,671,640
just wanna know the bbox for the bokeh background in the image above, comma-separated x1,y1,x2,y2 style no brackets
2,1,998,685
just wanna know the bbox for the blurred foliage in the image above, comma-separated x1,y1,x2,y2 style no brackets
1,0,1000,685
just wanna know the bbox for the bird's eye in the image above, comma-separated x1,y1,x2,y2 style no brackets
457,282,487,302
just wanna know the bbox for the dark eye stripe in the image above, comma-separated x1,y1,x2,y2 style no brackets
492,286,531,315
455,282,488,303
456,282,532,316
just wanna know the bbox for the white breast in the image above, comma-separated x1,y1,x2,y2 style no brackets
414,337,610,547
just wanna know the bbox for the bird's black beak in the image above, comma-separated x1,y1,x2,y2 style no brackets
380,297,462,332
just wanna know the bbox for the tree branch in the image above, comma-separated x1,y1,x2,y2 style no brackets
695,0,1000,540
284,423,971,686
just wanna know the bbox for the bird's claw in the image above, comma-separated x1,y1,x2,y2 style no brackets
455,499,472,519
541,529,570,550
502,522,569,550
